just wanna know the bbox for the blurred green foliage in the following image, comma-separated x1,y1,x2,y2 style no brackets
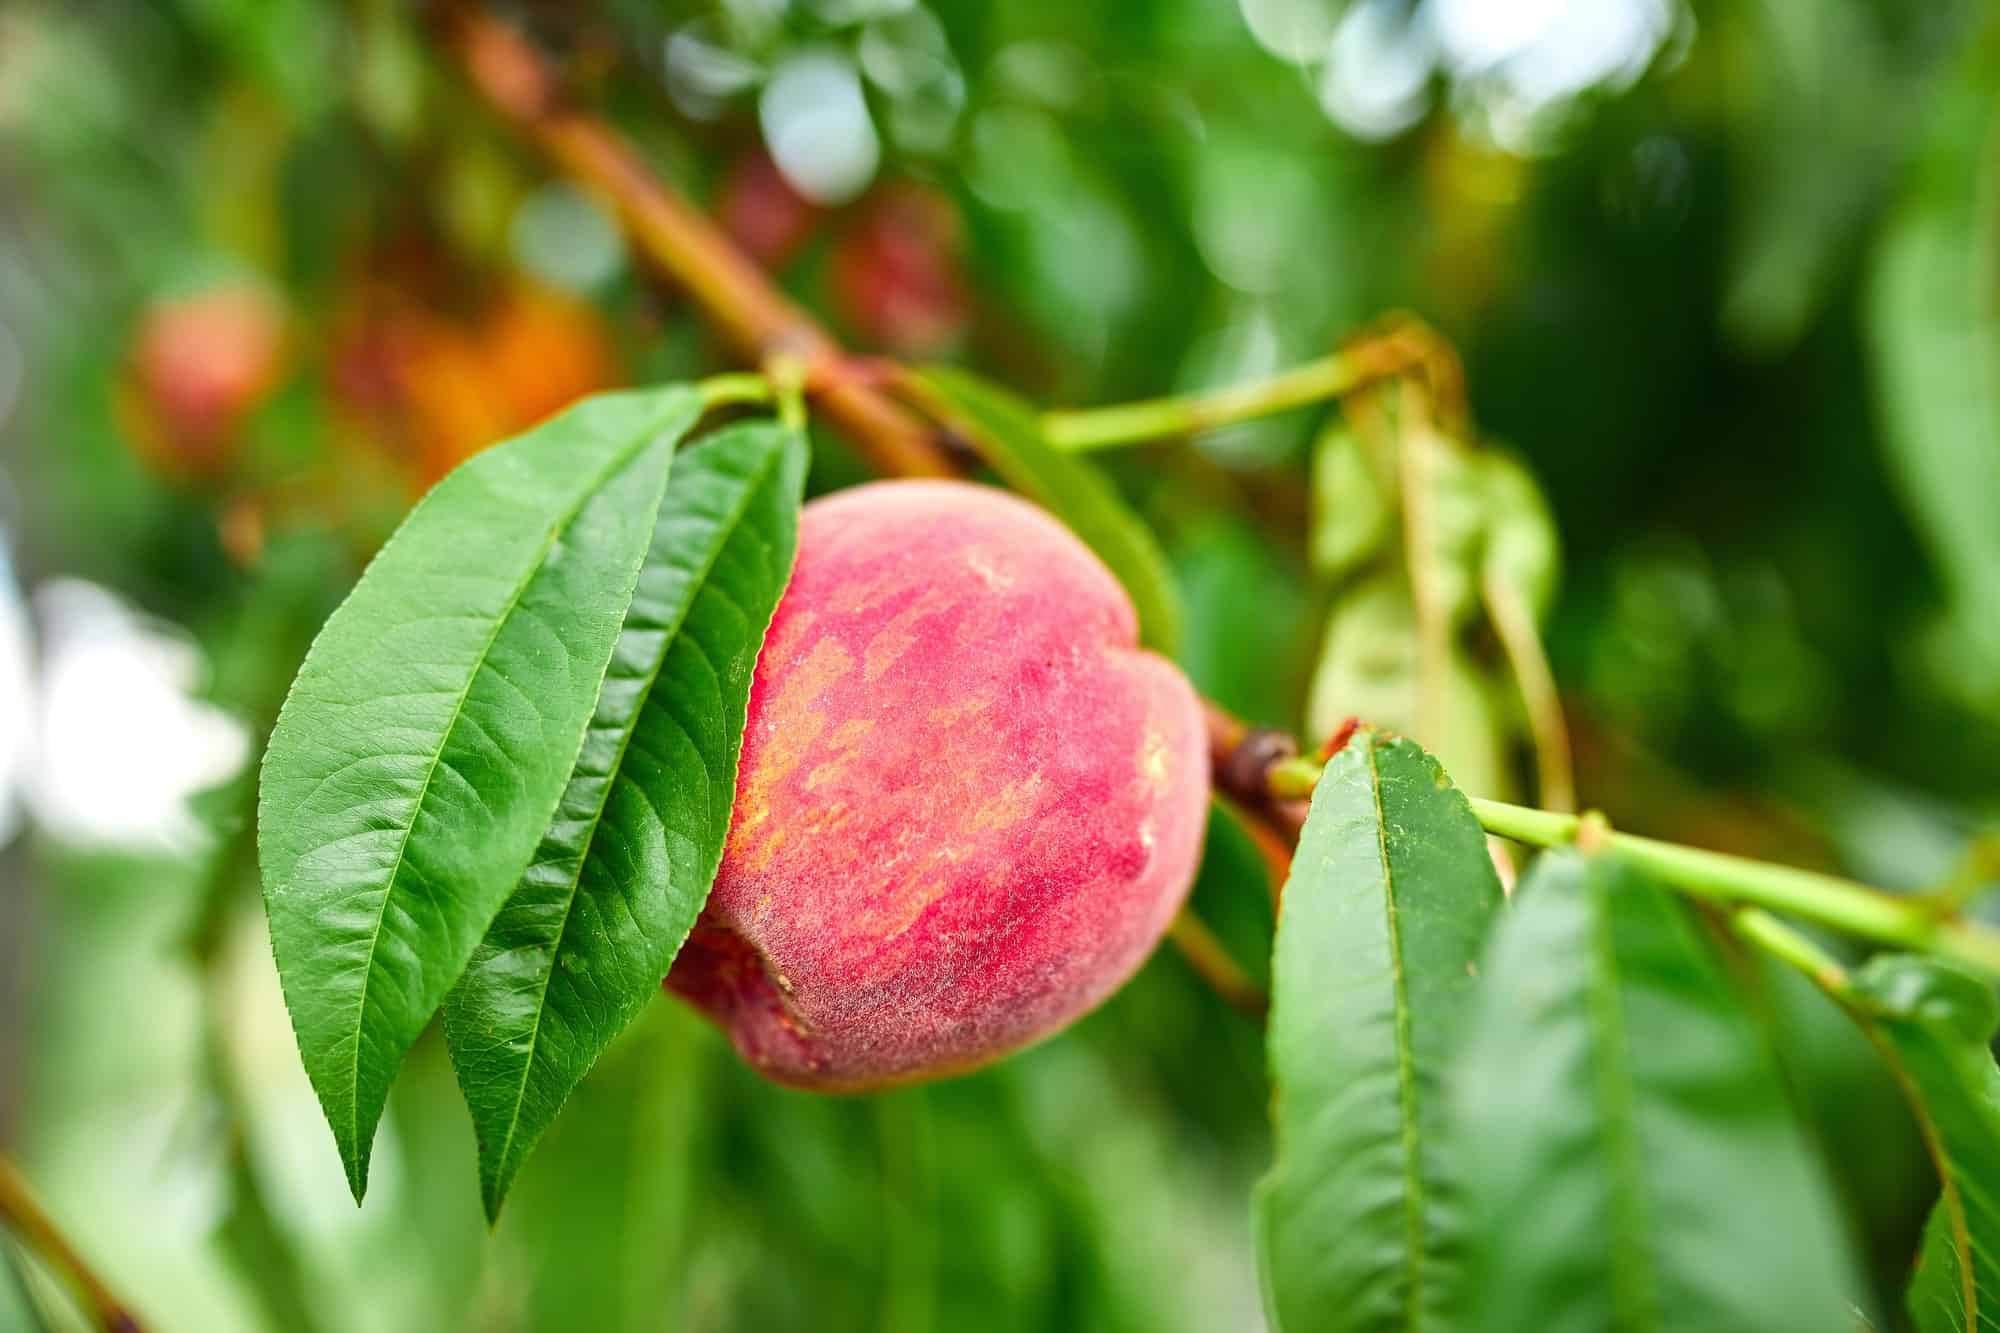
1,0,1997,1328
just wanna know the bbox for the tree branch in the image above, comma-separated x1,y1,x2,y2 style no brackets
0,1156,143,1332
1203,701,1309,850
441,4,955,480
441,4,1306,854
1166,915,1269,1021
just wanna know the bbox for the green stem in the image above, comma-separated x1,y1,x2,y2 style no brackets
1267,756,1323,800
1040,351,1369,451
1729,908,1851,994
760,354,808,430
1482,566,1575,813
1467,797,2000,976
698,371,774,410
1394,385,1450,755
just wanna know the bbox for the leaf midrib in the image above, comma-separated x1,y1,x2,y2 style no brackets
1368,743,1430,1331
342,423,674,1185
1865,1020,1979,1327
484,433,786,1195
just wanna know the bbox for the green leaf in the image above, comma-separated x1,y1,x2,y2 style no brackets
1475,451,1559,622
1756,953,1935,1319
1867,22,2000,710
1452,850,1869,1331
444,420,806,1219
1847,955,2000,1332
258,386,704,1200
1304,572,1515,799
906,365,1182,653
1723,0,1898,353
1309,422,1393,580
1255,732,1504,1332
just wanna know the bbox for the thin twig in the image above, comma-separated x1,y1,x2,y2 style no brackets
1167,913,1269,1021
1391,383,1451,756
1483,566,1575,813
1203,700,1309,854
1730,908,1850,996
1040,313,1467,451
0,1157,144,1332
1469,798,2000,976
440,4,955,479
1044,353,1375,452
442,4,1300,1024
441,4,1307,859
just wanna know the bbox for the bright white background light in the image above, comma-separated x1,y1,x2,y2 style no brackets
760,48,882,204
1246,0,1682,150
24,579,248,852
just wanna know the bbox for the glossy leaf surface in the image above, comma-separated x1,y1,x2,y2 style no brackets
259,387,702,1198
1256,732,1503,1332
445,421,806,1218
1452,850,1868,1332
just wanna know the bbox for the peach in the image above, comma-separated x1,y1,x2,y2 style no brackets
666,480,1209,1089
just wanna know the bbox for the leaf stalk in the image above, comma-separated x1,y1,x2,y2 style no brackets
1041,315,1467,451
1466,797,2000,978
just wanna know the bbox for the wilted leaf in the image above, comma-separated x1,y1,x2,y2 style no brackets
445,420,806,1218
259,386,703,1199
1452,850,1869,1331
1309,422,1393,580
905,365,1182,653
1303,572,1514,797
1847,955,2000,1332
1256,732,1504,1332
1476,451,1559,621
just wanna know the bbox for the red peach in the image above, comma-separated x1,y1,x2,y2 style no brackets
666,480,1209,1089
121,285,285,479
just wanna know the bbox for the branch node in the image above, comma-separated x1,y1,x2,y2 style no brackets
1222,728,1298,804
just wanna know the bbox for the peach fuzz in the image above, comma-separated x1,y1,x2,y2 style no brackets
665,479,1210,1089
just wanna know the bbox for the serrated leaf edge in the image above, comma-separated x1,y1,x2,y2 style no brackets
260,392,695,1200
467,426,799,1216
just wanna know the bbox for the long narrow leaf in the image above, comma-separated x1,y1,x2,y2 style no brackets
259,387,702,1199
1255,732,1503,1332
1867,22,2000,695
445,421,806,1219
1452,850,1869,1331
1847,956,2000,1332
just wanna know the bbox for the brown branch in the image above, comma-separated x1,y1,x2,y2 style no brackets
1166,914,1269,1021
0,1156,144,1332
1204,701,1309,851
441,6,1307,861
442,5,955,480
